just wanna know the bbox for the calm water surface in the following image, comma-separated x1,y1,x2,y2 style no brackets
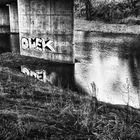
0,32,140,108
75,31,140,108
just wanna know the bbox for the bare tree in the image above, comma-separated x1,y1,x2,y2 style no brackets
78,0,93,20
85,0,92,20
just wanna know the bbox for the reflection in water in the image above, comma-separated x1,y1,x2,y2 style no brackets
0,34,11,53
10,34,20,53
1,32,140,108
120,38,140,107
21,66,55,83
20,64,87,94
0,33,19,54
75,32,140,108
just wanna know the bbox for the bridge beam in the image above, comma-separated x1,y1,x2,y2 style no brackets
17,0,74,64
9,1,19,33
0,5,10,33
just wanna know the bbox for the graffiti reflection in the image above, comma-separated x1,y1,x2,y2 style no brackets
21,66,56,84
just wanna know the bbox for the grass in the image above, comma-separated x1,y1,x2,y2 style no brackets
0,53,140,139
119,16,140,25
75,0,140,25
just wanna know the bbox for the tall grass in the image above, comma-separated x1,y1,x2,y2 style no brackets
0,53,140,139
0,71,140,139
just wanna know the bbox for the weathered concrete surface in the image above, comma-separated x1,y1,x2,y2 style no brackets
0,6,10,33
18,0,74,64
9,1,19,33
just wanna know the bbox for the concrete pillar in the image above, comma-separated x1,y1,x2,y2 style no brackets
9,1,19,33
18,0,74,64
0,5,10,33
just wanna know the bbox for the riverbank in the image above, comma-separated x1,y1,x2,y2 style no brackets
0,53,140,139
74,19,140,35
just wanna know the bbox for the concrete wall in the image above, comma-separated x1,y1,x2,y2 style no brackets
0,6,10,33
18,0,74,64
9,1,19,33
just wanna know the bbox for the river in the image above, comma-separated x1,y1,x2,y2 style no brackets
0,32,140,109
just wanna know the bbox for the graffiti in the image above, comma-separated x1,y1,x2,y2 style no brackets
21,66,56,84
21,37,56,52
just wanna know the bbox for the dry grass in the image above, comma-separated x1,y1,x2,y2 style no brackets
0,53,140,139
119,16,140,25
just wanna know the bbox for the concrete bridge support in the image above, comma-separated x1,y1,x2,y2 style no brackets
9,1,19,33
18,0,74,64
0,5,10,33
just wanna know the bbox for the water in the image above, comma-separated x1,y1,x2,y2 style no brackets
0,33,19,53
1,32,140,108
75,31,140,108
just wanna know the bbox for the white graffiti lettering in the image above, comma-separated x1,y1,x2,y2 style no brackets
21,37,56,52
21,38,29,50
21,66,56,84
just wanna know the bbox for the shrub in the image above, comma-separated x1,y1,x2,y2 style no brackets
74,0,140,23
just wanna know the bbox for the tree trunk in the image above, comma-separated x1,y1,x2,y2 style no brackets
85,0,92,20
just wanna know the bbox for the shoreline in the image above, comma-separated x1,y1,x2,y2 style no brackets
74,19,140,35
0,53,140,139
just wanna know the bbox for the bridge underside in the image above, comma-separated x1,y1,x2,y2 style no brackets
0,0,16,5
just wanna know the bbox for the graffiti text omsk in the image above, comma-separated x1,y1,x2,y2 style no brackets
21,37,56,52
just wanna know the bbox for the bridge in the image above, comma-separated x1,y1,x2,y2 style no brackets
0,0,74,64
